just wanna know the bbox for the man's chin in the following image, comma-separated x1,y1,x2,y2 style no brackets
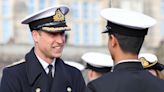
52,53,62,58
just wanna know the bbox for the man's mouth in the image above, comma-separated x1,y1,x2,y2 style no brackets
52,46,63,49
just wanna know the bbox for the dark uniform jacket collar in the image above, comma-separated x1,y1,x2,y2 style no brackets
25,47,71,92
113,62,144,72
25,47,43,85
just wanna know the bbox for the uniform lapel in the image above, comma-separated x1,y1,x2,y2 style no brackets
25,48,49,92
50,58,72,92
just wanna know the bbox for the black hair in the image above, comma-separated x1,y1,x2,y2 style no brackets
112,33,145,54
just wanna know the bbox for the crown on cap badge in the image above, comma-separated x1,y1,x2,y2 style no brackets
53,8,65,22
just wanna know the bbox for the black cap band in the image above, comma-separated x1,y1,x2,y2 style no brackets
86,63,112,73
29,16,67,30
103,21,148,37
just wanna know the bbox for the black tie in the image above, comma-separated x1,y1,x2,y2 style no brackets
48,64,53,84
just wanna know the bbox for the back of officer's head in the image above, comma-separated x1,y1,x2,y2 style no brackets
112,33,144,54
100,8,156,54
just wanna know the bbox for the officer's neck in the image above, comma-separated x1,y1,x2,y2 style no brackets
34,48,54,64
113,52,138,64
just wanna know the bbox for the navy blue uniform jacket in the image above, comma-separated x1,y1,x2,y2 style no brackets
87,62,164,92
0,48,87,92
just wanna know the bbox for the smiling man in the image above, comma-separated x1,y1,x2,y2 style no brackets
0,5,87,92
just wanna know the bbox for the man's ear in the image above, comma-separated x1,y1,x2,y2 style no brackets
110,34,117,47
87,70,93,80
32,30,39,43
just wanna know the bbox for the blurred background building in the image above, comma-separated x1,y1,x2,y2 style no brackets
0,0,164,80
1,0,163,47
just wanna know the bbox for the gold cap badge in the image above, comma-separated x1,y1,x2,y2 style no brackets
53,8,65,22
139,57,157,68
140,57,149,67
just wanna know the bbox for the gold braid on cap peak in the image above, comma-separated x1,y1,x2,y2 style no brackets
40,8,71,32
53,8,65,22
139,57,158,68
42,26,70,32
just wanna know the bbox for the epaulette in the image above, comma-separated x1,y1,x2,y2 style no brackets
6,59,26,68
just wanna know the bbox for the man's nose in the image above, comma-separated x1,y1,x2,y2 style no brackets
55,34,65,43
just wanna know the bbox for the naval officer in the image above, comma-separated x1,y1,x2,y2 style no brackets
87,8,164,92
0,5,87,92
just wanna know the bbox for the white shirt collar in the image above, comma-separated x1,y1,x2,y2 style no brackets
111,59,140,72
35,54,56,76
116,59,140,65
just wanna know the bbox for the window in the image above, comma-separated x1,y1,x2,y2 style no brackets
2,20,12,43
83,23,89,45
92,22,101,45
72,1,80,19
28,0,34,14
27,0,35,44
39,0,45,10
2,0,11,17
73,24,80,45
1,0,12,44
162,1,164,14
83,1,89,19
92,2,99,20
